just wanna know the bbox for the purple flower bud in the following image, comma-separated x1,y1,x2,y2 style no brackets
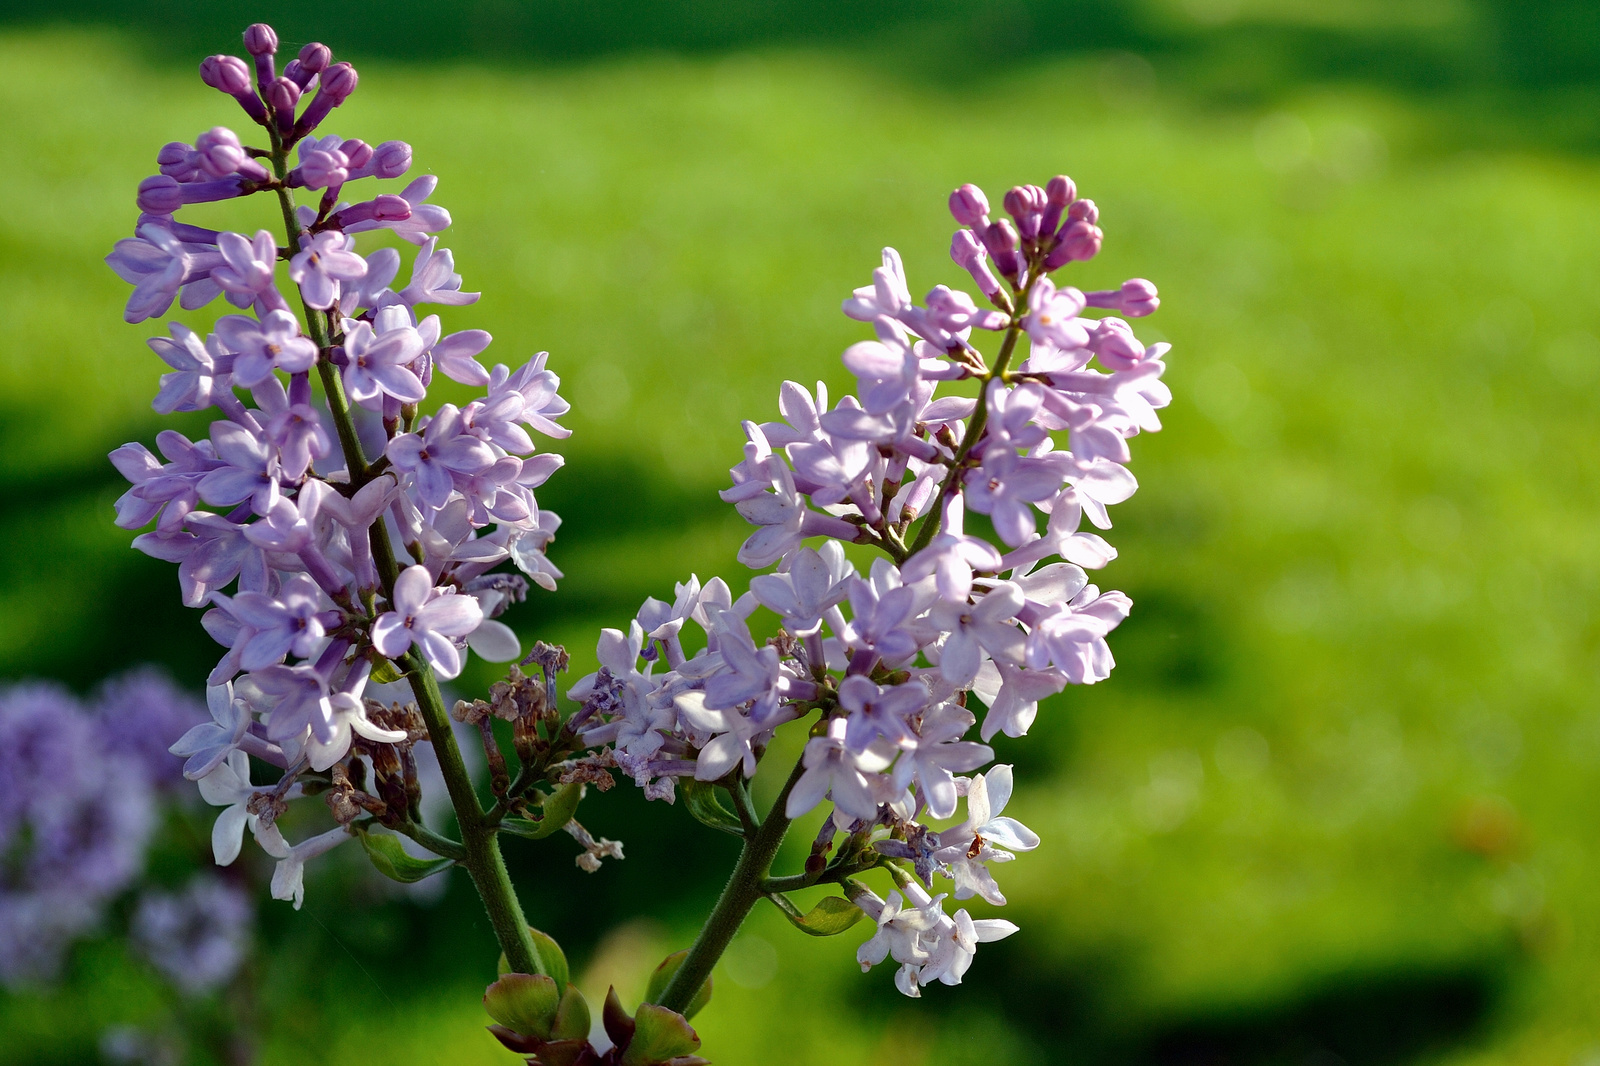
298,147,349,190
1004,184,1048,241
293,62,358,137
1088,317,1145,370
194,127,243,179
1068,198,1099,225
371,140,413,179
980,218,1023,281
199,55,268,125
244,23,278,91
1084,278,1159,317
329,193,411,228
298,42,332,74
950,229,1001,298
339,138,373,169
267,76,301,136
157,142,199,181
949,183,990,226
1041,175,1076,236
137,174,184,214
1043,220,1102,269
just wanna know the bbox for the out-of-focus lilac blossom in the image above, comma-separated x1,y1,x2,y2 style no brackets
93,668,208,790
131,874,252,996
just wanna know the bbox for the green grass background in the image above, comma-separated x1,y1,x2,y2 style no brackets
3,2,1600,1063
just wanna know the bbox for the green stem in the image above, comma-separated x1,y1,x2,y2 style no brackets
903,276,1037,557
268,140,542,978
393,818,469,862
656,755,809,1014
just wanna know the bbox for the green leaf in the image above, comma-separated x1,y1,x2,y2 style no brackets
768,893,865,936
643,950,712,1020
496,926,571,988
551,983,591,1041
370,658,405,684
678,778,744,837
484,973,560,1040
621,1004,701,1066
355,827,454,883
498,781,584,840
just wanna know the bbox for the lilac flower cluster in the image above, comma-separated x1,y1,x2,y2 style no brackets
573,176,1169,997
0,672,206,988
107,25,571,908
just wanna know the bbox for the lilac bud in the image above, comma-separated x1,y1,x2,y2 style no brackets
372,140,412,178
137,174,184,214
244,23,278,91
299,148,350,190
243,23,278,55
157,142,199,181
1068,198,1099,225
949,183,990,227
1041,175,1076,236
267,76,301,135
1088,317,1145,371
199,55,268,125
298,42,332,74
329,193,411,227
339,138,373,169
194,127,243,179
1043,220,1102,269
950,229,1001,298
1004,184,1047,241
1085,278,1159,317
294,62,358,137
980,217,1019,257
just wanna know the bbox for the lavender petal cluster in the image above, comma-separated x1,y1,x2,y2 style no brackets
572,175,1168,996
0,672,206,988
107,24,572,908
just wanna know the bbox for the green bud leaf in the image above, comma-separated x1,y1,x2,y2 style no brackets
484,973,560,1040
678,778,744,837
354,827,454,883
551,983,591,1041
622,1003,701,1066
768,892,865,936
499,781,584,840
496,926,571,988
643,950,712,1020
370,658,405,684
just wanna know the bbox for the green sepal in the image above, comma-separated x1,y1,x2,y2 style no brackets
768,892,865,936
622,1003,701,1066
370,657,406,684
678,778,744,837
484,973,560,1040
551,983,591,1041
499,781,584,840
643,949,712,1020
496,926,571,988
354,826,454,883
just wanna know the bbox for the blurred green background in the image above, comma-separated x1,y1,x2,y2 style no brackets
3,0,1600,1062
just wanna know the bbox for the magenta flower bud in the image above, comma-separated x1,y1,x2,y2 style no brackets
1068,198,1099,225
329,193,411,227
137,174,184,214
267,76,301,135
1004,184,1048,241
298,42,332,74
1044,220,1102,269
293,62,358,137
194,127,244,178
950,229,1001,297
371,140,412,179
157,142,199,181
244,23,278,91
1041,175,1076,236
299,148,350,190
1088,317,1146,371
339,138,374,169
1085,278,1159,317
949,183,990,227
199,55,268,125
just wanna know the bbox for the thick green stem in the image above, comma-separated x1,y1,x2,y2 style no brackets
268,142,542,978
657,756,808,1014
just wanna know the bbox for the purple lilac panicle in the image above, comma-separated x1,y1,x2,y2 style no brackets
107,23,573,909
570,174,1169,997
